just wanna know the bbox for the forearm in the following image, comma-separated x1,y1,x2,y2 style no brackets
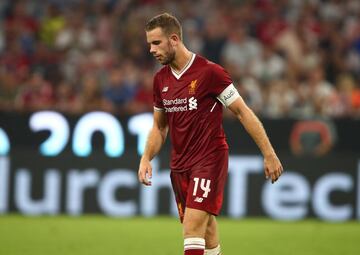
141,126,168,161
237,107,275,157
228,95,283,183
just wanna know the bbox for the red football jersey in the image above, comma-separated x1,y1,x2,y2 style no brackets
153,54,236,172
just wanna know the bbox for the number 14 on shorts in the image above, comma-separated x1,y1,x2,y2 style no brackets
192,178,211,202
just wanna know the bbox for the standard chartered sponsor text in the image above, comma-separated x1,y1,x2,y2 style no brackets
163,98,187,106
165,105,188,112
163,98,188,112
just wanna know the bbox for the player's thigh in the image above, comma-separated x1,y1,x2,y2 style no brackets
183,207,211,237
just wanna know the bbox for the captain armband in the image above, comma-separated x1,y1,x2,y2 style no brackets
217,83,240,107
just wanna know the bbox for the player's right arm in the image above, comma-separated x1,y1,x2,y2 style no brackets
138,109,168,186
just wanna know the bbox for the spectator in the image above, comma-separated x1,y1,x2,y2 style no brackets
127,70,154,114
15,72,55,112
221,25,261,76
263,79,297,118
202,11,227,64
54,81,80,114
0,71,19,111
249,45,285,83
39,3,65,47
298,66,336,117
0,0,358,119
103,62,138,113
77,74,112,113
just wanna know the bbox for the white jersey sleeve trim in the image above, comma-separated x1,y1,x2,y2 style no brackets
217,83,240,107
154,106,164,111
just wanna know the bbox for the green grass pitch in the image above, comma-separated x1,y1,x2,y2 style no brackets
0,215,359,255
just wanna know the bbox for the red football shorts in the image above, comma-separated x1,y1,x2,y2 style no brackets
170,150,228,222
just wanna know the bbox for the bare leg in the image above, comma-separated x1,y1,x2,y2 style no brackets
182,207,210,254
204,215,219,249
183,207,210,238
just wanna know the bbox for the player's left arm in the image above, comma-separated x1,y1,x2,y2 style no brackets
228,96,284,183
211,64,283,183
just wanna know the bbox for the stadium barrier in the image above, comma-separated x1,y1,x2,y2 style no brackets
0,111,359,221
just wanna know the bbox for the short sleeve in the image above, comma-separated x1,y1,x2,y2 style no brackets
210,64,233,95
153,74,164,111
210,64,240,107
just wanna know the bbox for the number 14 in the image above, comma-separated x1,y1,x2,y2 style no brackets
192,178,211,198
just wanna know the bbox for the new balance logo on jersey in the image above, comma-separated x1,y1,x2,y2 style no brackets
188,97,197,110
194,197,204,203
162,86,168,93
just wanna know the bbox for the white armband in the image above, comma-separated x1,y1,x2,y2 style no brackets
217,83,240,107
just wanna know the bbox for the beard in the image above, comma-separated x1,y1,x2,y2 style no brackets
158,42,175,65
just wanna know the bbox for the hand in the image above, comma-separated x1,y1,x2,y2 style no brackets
264,154,283,184
138,158,152,186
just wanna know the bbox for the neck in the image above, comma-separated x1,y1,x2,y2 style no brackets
170,45,192,73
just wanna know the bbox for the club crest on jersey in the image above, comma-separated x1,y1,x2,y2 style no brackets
188,80,197,95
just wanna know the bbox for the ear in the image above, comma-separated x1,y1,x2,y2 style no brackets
169,33,180,46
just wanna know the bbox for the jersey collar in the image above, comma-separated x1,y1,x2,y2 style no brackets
170,53,196,80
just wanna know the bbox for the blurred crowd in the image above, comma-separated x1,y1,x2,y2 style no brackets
0,0,360,119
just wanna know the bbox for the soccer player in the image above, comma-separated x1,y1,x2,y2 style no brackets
138,13,283,255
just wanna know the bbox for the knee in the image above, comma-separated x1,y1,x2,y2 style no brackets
183,208,209,237
183,217,206,237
